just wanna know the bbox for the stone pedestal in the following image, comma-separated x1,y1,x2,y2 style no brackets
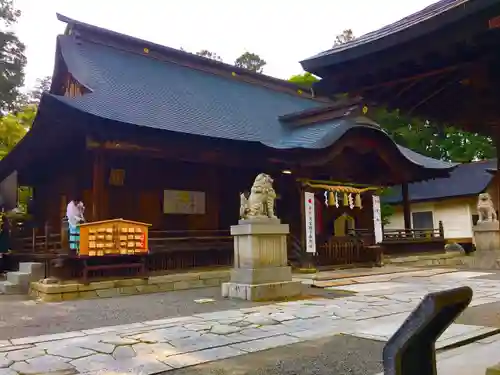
221,219,302,301
473,221,500,251
471,221,500,269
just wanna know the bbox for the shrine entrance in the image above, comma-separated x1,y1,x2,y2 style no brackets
300,179,381,267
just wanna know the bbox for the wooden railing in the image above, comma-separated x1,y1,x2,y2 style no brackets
383,221,444,243
10,221,62,254
148,229,232,252
6,225,234,280
381,221,446,255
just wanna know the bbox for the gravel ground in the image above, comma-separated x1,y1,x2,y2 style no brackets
164,335,384,375
0,286,343,340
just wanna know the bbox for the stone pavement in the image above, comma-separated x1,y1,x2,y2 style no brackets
1,268,500,374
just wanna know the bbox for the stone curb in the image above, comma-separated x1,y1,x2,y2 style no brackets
29,270,231,302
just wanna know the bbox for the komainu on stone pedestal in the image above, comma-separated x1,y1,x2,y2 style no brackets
239,173,277,221
223,173,302,301
477,193,498,223
473,193,500,262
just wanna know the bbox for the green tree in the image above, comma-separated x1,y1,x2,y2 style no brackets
0,105,35,158
196,50,222,62
372,108,495,162
289,72,319,87
234,52,266,73
28,76,51,104
0,0,26,111
333,29,355,46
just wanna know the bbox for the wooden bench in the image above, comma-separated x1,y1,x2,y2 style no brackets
81,256,146,283
48,253,147,283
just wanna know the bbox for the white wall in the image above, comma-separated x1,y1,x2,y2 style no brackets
385,198,475,241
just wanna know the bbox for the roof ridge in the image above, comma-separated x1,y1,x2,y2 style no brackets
57,13,329,103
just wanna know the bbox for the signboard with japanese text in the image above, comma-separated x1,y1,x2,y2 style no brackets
163,190,206,214
304,192,317,253
372,195,383,244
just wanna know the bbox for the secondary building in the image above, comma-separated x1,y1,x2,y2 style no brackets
383,159,497,250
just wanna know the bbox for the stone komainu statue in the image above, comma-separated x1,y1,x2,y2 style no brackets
240,173,277,220
477,192,498,223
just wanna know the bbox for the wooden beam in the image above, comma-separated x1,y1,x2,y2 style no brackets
91,150,105,221
401,183,412,231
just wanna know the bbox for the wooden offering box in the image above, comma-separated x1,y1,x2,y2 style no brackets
78,219,151,256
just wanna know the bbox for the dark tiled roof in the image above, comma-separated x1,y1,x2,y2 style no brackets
46,17,454,172
301,0,495,71
383,159,496,203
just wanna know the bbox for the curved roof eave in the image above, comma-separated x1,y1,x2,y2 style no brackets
265,120,456,171
47,92,456,175
300,0,496,72
383,158,495,203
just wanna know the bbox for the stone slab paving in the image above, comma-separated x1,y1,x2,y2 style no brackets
0,270,498,374
165,334,385,375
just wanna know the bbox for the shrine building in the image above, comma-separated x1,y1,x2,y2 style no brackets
0,14,456,280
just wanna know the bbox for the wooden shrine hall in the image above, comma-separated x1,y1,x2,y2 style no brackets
0,14,456,279
301,0,500,231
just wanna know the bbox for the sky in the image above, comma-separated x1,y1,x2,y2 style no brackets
13,0,437,90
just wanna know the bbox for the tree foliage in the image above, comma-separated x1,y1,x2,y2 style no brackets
196,50,222,62
15,75,52,108
288,72,319,87
28,75,51,104
333,29,355,46
0,104,35,158
0,0,26,112
234,52,266,73
372,108,495,162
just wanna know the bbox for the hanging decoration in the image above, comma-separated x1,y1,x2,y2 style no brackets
329,191,336,207
348,193,354,209
300,179,380,210
355,193,363,209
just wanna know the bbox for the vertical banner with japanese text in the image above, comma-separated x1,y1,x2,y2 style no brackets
304,192,317,253
372,195,383,244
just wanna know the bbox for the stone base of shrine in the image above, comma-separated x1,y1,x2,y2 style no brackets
29,270,230,302
221,280,302,301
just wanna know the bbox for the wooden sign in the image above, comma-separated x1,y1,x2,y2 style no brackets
109,169,125,186
372,195,383,244
163,190,205,214
78,219,151,256
304,192,316,253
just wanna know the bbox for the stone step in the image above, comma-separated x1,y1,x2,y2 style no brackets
0,280,22,294
7,271,31,287
19,262,44,274
18,262,45,281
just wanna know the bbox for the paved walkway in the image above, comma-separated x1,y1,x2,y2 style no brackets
1,268,500,374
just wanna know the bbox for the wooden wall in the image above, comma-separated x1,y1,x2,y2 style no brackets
30,141,374,242
33,149,269,232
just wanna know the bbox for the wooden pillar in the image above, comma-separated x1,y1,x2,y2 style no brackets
402,182,412,231
91,150,105,221
496,138,500,217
